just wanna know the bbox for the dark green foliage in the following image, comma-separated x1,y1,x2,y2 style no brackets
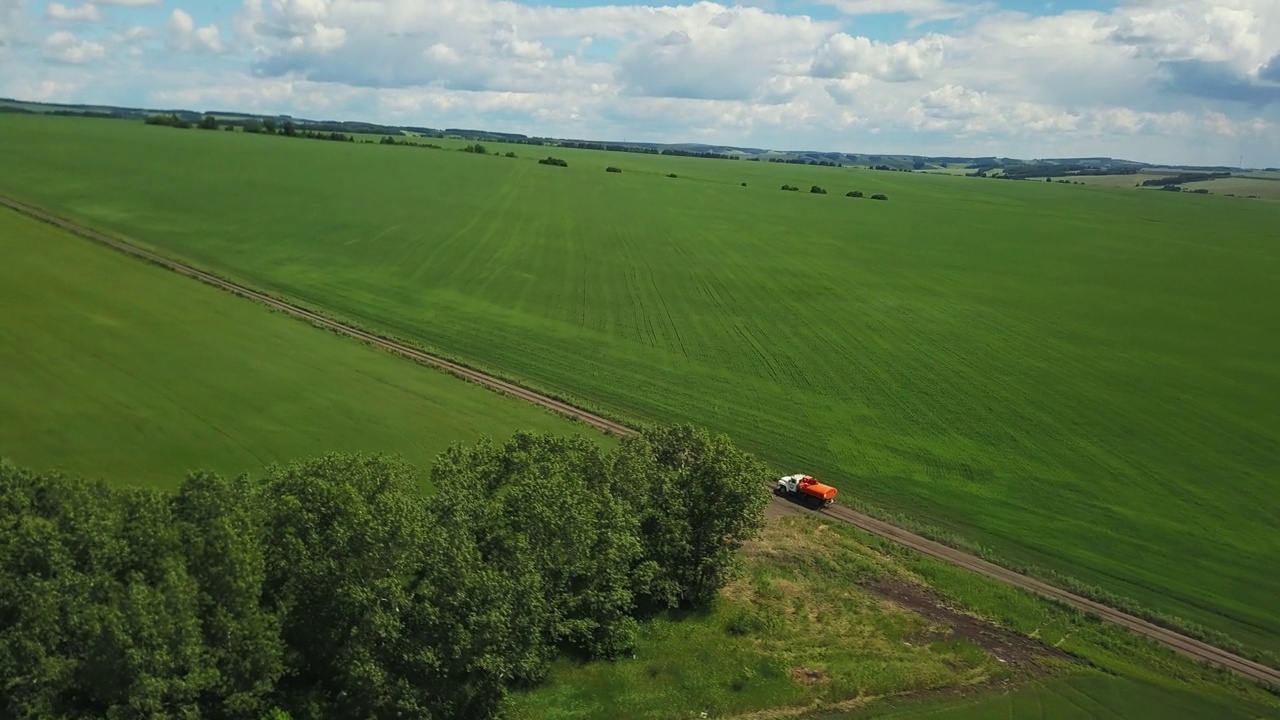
609,425,770,610
0,461,212,719
505,151,517,158
0,424,767,718
462,143,488,154
668,173,678,178
199,115,219,130
871,193,889,201
172,472,283,718
143,113,191,129
429,433,642,682
781,184,799,191
810,185,827,194
847,190,864,198
606,166,622,173
538,156,569,167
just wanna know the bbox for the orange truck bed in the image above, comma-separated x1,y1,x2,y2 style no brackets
798,477,837,501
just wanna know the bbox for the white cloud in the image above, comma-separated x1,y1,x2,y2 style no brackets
1,0,26,47
42,30,106,63
815,0,981,23
93,0,161,6
46,2,101,22
811,33,948,82
6,0,1280,164
169,8,223,53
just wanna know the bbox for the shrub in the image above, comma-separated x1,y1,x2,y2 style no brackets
538,156,568,167
846,190,864,198
667,173,678,178
606,166,622,174
741,182,747,187
462,143,488,154
781,184,799,192
505,151,517,158
871,194,889,201
810,186,827,195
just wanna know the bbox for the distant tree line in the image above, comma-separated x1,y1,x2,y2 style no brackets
768,157,842,167
1002,163,1140,180
1140,172,1231,187
378,135,442,149
0,425,768,720
561,141,659,155
659,148,739,160
145,112,192,129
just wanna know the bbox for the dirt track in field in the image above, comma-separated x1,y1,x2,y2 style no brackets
4,194,1278,688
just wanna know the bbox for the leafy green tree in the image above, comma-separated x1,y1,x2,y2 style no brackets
263,118,278,134
172,472,283,719
429,432,642,681
609,425,770,610
0,463,213,719
258,453,527,719
200,114,219,130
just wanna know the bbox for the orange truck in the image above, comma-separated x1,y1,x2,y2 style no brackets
774,474,837,508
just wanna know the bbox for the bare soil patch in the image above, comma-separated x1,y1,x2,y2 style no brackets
867,576,1077,677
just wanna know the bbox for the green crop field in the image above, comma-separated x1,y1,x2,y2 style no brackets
1,115,1277,658
837,674,1272,720
0,206,598,489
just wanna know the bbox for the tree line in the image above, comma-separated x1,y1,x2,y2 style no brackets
0,425,769,720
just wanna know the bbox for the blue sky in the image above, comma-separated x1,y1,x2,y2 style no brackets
3,0,1279,164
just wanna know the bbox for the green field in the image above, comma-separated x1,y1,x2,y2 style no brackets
840,674,1272,720
0,206,598,488
1,115,1277,657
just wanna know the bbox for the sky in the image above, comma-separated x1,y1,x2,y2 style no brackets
2,0,1279,165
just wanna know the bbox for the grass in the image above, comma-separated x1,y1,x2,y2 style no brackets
0,115,1277,658
513,514,1280,720
835,673,1274,720
0,206,602,490
511,518,1020,720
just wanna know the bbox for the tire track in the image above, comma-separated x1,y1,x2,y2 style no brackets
3,194,1277,689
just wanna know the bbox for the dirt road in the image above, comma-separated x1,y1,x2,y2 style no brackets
5,194,1277,688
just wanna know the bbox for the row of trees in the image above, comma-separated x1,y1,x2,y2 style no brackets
0,425,769,720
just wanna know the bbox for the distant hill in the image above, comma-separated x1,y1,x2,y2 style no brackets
0,96,1251,174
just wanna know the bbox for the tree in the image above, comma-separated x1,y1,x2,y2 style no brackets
0,463,213,718
281,121,297,137
846,190,864,198
606,166,622,173
871,193,889,200
172,472,283,719
259,454,431,718
608,425,769,610
199,114,219,130
263,118,278,134
810,185,827,194
429,433,642,680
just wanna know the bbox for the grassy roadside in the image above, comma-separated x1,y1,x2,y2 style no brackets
511,516,1280,720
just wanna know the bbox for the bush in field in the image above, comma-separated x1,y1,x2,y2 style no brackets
538,156,568,167
505,151,517,158
871,194,889,201
847,190,864,198
811,185,827,195
606,166,622,173
781,185,799,191
462,143,488,154
667,173,678,178
144,113,191,129
0,424,768,720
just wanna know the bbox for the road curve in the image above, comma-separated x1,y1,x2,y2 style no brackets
4,194,1277,688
